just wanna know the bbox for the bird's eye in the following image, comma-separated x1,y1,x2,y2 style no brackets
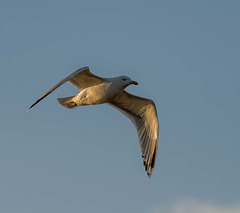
123,79,126,81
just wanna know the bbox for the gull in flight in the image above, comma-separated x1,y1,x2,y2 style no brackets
27,67,159,177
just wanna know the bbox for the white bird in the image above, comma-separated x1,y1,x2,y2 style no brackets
27,67,159,177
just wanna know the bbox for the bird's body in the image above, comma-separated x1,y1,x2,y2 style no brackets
58,83,113,107
59,78,130,107
27,67,159,177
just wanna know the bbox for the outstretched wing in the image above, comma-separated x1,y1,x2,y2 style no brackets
26,67,104,111
108,91,159,177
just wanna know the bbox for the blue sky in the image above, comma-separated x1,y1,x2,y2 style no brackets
0,0,239,212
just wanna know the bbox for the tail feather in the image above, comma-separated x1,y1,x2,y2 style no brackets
57,96,78,109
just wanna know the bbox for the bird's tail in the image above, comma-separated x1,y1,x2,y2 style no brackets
57,96,78,109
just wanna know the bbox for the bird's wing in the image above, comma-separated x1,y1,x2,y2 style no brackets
107,91,159,177
68,67,104,91
26,67,104,111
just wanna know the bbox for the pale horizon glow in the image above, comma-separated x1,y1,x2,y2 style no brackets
152,200,240,213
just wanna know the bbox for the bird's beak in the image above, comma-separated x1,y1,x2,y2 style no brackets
130,81,138,85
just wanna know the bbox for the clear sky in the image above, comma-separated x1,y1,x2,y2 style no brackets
0,0,239,213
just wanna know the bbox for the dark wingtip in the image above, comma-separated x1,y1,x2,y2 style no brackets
26,92,51,113
143,159,153,178
25,104,34,112
25,104,34,113
147,173,152,178
146,168,153,178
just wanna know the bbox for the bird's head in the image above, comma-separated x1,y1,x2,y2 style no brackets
116,76,138,88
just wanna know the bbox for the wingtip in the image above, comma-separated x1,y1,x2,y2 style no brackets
147,171,153,178
26,105,34,113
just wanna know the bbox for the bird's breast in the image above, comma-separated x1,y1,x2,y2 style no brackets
82,83,123,105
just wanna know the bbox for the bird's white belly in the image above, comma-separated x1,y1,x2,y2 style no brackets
75,83,122,105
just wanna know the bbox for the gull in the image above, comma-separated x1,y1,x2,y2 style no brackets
27,67,159,177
